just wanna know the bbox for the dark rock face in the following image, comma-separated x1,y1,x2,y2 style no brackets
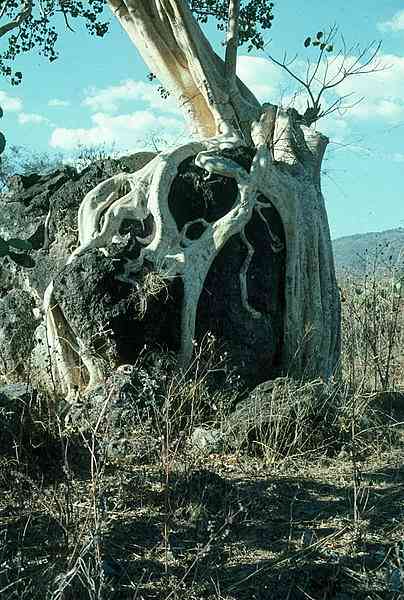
170,146,286,386
0,153,156,298
0,290,38,382
52,252,182,369
197,207,285,386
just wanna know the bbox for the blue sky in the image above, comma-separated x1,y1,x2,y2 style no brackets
1,0,404,239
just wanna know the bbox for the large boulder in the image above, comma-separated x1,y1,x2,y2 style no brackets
223,377,345,455
1,148,285,390
0,290,38,382
0,153,156,299
0,153,156,388
51,252,182,375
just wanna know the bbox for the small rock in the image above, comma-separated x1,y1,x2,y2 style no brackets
0,290,38,382
190,427,223,454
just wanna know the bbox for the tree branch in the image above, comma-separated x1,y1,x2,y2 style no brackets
224,0,240,89
266,31,382,127
0,1,33,39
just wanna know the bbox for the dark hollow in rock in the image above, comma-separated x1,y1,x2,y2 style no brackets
52,251,182,370
169,146,254,228
169,147,286,387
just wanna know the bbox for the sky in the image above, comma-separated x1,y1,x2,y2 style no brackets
1,0,404,239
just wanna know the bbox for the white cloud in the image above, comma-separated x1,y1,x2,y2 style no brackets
18,112,51,125
378,10,404,32
237,55,287,103
49,110,187,151
82,80,180,115
242,51,404,125
48,98,70,107
334,53,404,123
320,116,351,144
0,91,23,112
348,99,404,121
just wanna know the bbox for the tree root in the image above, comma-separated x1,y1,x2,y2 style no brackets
44,104,340,397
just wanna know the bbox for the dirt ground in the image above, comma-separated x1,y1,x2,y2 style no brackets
1,421,403,600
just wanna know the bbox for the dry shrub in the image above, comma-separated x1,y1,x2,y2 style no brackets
223,377,396,462
340,257,404,391
130,271,170,320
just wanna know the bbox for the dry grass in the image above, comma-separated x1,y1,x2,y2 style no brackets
0,274,403,600
130,271,171,320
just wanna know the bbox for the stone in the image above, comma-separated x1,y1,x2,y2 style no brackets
1,148,285,393
62,358,168,461
190,426,224,454
0,289,38,382
224,377,329,450
51,251,182,374
47,147,284,388
0,153,156,300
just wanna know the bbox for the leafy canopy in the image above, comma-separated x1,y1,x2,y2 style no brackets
188,0,274,50
0,0,108,85
0,1,275,85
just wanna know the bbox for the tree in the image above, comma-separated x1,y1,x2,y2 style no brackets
266,25,382,126
1,0,343,396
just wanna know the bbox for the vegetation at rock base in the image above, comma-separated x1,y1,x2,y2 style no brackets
0,257,403,600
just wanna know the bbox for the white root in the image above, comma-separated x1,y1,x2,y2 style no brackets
44,104,340,396
239,227,261,319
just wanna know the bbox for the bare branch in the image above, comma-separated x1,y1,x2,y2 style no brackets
266,52,317,108
307,25,337,90
266,28,383,126
224,0,241,89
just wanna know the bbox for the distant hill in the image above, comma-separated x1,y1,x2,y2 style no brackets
332,228,404,275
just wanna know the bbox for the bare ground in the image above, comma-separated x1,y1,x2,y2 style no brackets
1,420,403,600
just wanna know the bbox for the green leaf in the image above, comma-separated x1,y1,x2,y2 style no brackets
320,43,326,50
7,238,32,251
326,44,334,52
0,132,5,155
8,252,35,268
312,40,320,46
304,37,311,48
0,106,3,118
316,31,324,40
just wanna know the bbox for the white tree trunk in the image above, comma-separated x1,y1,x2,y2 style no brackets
43,0,341,397
107,0,260,140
